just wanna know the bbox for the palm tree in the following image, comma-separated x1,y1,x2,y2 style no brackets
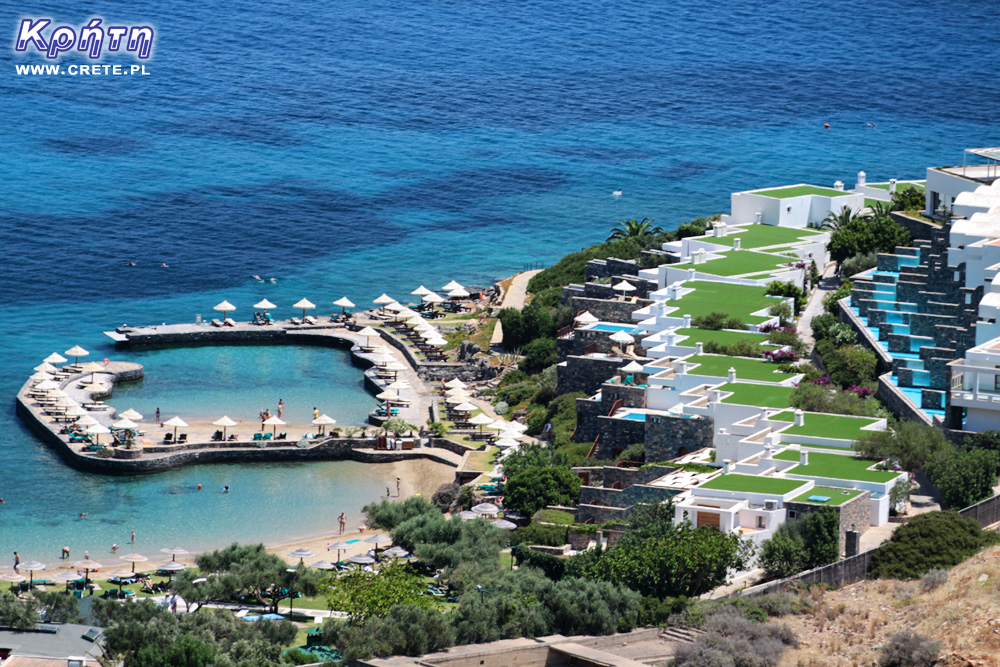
607,217,663,241
867,201,892,220
819,206,870,232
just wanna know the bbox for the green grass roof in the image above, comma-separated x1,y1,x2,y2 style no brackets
712,225,825,250
699,474,807,495
684,355,797,383
680,250,791,277
791,487,864,506
667,282,778,325
753,185,848,199
718,383,794,409
769,410,881,441
869,182,926,192
774,450,899,483
674,327,779,350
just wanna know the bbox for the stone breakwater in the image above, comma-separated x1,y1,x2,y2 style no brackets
16,324,467,474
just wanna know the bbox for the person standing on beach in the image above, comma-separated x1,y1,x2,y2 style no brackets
386,485,390,497
131,529,136,544
313,407,319,420
13,551,20,573
338,512,346,535
277,399,284,418
396,477,401,497
155,407,161,424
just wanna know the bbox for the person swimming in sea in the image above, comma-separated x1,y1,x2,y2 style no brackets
252,275,263,282
612,188,623,197
222,485,230,493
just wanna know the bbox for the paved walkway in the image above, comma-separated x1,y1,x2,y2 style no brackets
500,270,542,310
796,262,838,351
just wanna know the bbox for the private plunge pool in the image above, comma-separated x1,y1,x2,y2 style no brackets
587,323,645,334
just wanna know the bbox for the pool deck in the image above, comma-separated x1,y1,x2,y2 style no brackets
17,326,471,474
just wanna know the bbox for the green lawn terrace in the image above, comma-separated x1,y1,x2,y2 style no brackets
868,181,926,192
672,354,798,384
632,281,790,332
694,223,827,251
675,249,796,278
765,409,887,448
752,185,849,199
772,448,901,485
791,487,864,507
717,382,794,409
698,473,808,496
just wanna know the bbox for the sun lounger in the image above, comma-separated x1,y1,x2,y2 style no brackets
177,433,188,444
163,433,173,443
211,318,224,327
224,317,237,327
211,430,224,441
289,317,302,326
275,432,286,440
253,432,263,441
303,315,318,325
263,433,273,440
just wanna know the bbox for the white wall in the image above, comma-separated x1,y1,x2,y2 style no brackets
729,189,863,228
926,168,983,214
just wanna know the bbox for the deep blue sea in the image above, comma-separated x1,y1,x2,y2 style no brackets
2,0,999,560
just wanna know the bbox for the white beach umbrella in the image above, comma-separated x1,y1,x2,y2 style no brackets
612,280,637,294
44,353,68,365
377,390,399,401
384,361,406,372
387,381,410,390
86,423,110,445
308,560,336,570
120,552,149,573
472,502,499,515
445,394,471,405
34,379,59,391
363,534,391,545
119,408,143,421
368,352,393,367
398,308,421,320
113,418,138,429
468,413,494,433
445,378,468,389
423,293,445,305
312,414,336,435
77,415,99,427
504,421,529,433
347,554,375,565
620,360,645,373
495,437,521,448
334,297,355,309
34,362,57,373
486,419,508,430
253,299,276,313
373,294,395,312
492,519,518,530
413,322,435,333
356,326,381,346
382,546,410,558
293,298,316,319
213,415,237,439
385,301,407,312
447,287,470,299
65,346,89,366
213,300,236,320
442,280,464,291
609,330,635,345
263,415,285,435
423,336,447,347
160,547,189,561
411,285,432,298
574,311,599,324
288,548,315,565
459,510,478,521
163,416,188,440
30,371,54,382
65,405,87,418
80,361,105,383
452,402,476,413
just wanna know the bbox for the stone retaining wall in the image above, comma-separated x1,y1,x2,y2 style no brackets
568,297,642,323
785,490,871,557
557,355,624,396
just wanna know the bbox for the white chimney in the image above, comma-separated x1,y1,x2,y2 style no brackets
755,211,762,224
666,332,676,346
733,237,741,250
687,268,697,281
723,458,732,474
799,450,809,466
695,342,704,354
834,180,844,191
683,314,692,328
710,390,721,403
728,367,736,382
794,409,804,427
765,432,781,448
763,444,773,459
676,362,686,375
669,283,680,299
857,170,866,186
889,178,897,194
714,223,726,238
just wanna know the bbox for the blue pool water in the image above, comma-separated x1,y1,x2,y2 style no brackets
588,324,646,334
619,412,648,421
2,0,999,557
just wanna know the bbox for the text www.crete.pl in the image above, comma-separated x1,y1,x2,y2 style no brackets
15,64,150,76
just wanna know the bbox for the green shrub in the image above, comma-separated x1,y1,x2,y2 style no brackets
500,369,529,387
519,337,557,375
878,630,941,667
925,447,1000,509
528,238,645,293
765,281,807,315
841,251,878,278
505,466,583,516
810,313,838,341
363,496,439,531
790,383,880,416
692,312,729,330
823,281,853,315
511,522,569,547
868,511,1000,580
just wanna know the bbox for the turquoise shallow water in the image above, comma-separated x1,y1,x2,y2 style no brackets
2,0,1000,559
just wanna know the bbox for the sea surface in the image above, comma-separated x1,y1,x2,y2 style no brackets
2,0,999,560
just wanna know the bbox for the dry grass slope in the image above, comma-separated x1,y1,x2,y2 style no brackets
775,544,1000,667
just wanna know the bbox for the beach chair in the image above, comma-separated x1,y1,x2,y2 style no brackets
177,433,188,444
211,318,224,327
264,314,275,324
624,374,633,386
211,430,223,441
275,432,286,440
304,315,318,325
289,317,302,326
163,433,173,443
253,432,263,441
224,317,237,327
263,433,273,440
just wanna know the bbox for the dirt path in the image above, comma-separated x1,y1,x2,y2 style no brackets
797,262,838,351
500,269,542,310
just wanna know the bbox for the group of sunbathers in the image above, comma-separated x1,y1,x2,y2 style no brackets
252,311,274,325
